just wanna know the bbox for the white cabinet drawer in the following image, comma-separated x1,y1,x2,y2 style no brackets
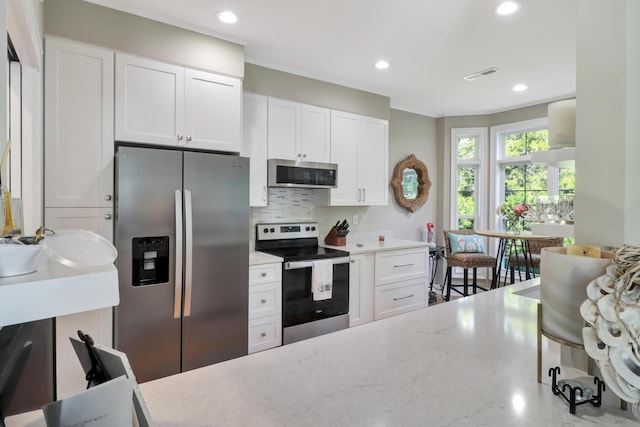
248,315,282,354
374,278,427,320
249,263,281,285
375,248,428,286
249,283,281,319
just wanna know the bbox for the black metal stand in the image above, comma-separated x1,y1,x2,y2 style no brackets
549,366,605,414
77,330,111,389
428,246,446,304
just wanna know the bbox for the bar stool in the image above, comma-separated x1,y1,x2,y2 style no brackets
443,229,496,300
509,237,564,283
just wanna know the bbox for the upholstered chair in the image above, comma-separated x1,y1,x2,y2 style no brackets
443,229,497,300
509,237,564,283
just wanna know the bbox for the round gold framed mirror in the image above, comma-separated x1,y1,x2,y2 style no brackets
390,154,431,213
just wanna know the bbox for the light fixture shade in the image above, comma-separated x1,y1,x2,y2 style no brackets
548,99,576,149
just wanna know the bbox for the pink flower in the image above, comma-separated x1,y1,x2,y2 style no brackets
513,203,531,217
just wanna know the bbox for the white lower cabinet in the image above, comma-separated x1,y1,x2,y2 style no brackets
375,278,427,320
248,315,282,354
349,253,375,327
375,247,429,285
374,247,429,321
55,308,112,398
248,263,282,353
43,207,115,397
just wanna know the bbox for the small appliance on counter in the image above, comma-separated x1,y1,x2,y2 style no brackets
255,222,350,344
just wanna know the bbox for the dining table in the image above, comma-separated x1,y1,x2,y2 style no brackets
476,230,555,288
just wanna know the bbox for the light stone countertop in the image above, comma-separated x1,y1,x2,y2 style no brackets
134,279,636,426
0,258,119,327
323,238,429,255
8,279,638,426
249,250,283,266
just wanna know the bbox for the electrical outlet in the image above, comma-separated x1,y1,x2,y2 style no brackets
352,215,359,225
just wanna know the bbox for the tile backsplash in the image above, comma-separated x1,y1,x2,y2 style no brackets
250,188,316,243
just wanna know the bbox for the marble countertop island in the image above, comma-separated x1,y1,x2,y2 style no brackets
8,280,637,426
138,279,635,426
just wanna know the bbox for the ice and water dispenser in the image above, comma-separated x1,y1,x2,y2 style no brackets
132,236,169,286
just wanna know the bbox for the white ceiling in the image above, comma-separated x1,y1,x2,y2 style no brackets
84,0,577,117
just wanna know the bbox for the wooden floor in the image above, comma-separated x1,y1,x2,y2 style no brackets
428,279,492,305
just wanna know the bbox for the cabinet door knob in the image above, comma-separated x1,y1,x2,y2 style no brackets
260,298,267,304
104,214,112,220
297,153,302,158
260,332,267,337
261,272,267,277
302,154,307,158
350,260,355,263
177,134,184,140
186,135,192,142
104,195,112,201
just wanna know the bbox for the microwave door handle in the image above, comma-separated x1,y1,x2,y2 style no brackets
183,189,194,317
174,190,183,319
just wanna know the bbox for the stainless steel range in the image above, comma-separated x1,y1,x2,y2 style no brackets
255,222,350,344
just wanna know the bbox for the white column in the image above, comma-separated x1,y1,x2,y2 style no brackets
0,3,8,180
575,0,640,246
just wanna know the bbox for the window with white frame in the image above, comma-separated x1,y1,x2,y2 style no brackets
490,118,576,230
450,128,488,231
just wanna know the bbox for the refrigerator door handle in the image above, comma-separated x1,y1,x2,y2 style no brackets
184,189,194,317
174,190,183,319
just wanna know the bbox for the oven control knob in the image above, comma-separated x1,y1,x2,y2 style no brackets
305,226,310,231
263,228,269,233
311,226,316,231
270,228,275,233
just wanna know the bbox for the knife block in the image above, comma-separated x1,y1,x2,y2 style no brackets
324,227,346,246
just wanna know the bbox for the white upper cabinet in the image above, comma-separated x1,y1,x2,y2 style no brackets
184,69,242,151
358,116,389,205
115,53,242,153
115,54,183,146
44,37,114,208
320,110,388,206
267,98,330,162
328,111,359,204
300,104,331,162
242,93,269,207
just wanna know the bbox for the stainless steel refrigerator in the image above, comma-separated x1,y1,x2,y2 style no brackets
114,145,249,383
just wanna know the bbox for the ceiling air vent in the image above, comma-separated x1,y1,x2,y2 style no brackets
462,67,500,81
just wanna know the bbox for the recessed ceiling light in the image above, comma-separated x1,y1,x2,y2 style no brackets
496,1,519,15
513,84,528,92
375,60,390,70
217,10,238,24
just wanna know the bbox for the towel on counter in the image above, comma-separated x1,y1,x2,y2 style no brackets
312,259,333,301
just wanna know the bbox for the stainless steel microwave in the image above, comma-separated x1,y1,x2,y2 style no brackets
267,159,338,189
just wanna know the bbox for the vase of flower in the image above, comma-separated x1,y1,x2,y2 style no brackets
497,202,531,234
505,218,522,234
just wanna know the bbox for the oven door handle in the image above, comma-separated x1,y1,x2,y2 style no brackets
285,257,351,270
